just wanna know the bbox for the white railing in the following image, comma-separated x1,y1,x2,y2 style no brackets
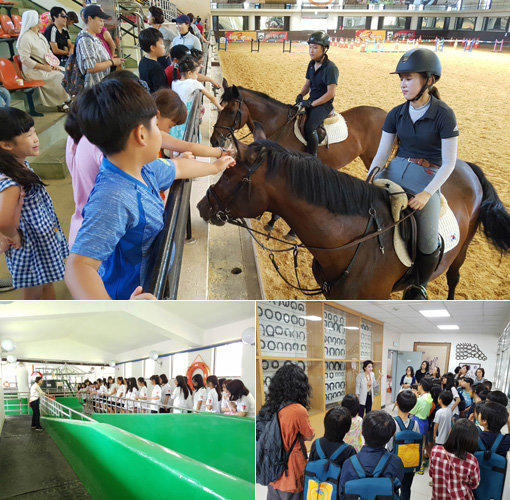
3,391,30,415
79,393,201,414
40,396,94,422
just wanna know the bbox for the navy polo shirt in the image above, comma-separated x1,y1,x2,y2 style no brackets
339,446,404,497
306,58,339,102
383,95,459,165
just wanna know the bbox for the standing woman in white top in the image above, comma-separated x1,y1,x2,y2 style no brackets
29,376,53,430
105,376,117,413
355,360,381,418
442,372,461,421
205,375,221,413
125,378,138,413
99,378,108,413
171,375,190,414
226,379,255,417
219,378,232,414
159,374,171,413
136,377,148,414
148,375,162,413
192,374,207,412
116,377,127,413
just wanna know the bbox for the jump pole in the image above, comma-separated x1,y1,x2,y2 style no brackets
250,38,260,53
218,37,228,52
283,39,292,53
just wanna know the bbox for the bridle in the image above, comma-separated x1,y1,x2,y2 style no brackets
212,97,252,143
204,143,417,297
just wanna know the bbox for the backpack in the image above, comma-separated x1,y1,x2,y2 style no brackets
457,389,466,412
256,403,307,485
392,416,423,473
474,434,506,500
344,452,401,500
303,439,348,500
62,32,86,96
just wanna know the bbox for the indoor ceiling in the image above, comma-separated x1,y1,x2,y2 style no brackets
0,301,254,362
336,301,510,336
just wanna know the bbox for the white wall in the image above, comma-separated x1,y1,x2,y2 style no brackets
398,333,499,381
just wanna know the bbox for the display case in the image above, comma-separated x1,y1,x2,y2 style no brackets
256,301,384,416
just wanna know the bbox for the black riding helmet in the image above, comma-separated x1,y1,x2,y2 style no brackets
391,48,441,102
307,31,330,49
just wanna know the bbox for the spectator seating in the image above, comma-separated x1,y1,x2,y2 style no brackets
0,58,45,116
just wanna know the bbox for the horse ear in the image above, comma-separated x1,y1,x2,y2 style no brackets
252,121,267,141
222,78,229,90
231,85,240,98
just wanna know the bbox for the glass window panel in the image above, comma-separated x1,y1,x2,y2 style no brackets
215,342,243,377
171,353,188,379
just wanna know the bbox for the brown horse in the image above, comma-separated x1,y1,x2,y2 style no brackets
210,79,387,170
197,133,510,300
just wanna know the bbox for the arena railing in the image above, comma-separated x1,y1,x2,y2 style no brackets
79,393,202,414
3,391,29,415
147,33,211,300
40,395,94,422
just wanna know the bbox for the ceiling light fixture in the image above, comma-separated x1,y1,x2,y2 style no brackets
345,326,359,330
419,309,450,318
437,325,459,330
302,315,322,321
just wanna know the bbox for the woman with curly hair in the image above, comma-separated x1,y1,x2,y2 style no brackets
257,363,315,500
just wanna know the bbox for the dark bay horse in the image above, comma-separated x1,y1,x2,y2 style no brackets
210,80,387,170
197,136,510,300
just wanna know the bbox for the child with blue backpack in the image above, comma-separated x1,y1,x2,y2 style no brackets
340,410,404,500
386,390,421,500
304,407,357,500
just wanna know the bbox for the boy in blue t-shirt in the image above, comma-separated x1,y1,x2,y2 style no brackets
459,376,474,417
477,401,510,457
340,410,404,498
65,79,235,299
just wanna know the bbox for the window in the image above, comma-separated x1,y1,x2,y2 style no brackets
342,16,367,29
382,17,407,29
172,353,189,379
260,16,284,30
124,363,132,379
215,342,243,378
456,17,476,30
485,17,508,31
218,16,244,31
144,359,155,380
421,17,446,29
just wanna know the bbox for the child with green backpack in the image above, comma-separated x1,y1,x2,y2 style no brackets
386,390,422,500
340,411,404,500
304,407,357,500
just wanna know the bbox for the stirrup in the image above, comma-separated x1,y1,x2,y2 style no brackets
403,284,429,300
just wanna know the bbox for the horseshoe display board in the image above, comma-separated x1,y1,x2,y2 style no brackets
258,301,307,358
360,320,373,360
325,361,346,405
324,306,347,360
262,359,308,397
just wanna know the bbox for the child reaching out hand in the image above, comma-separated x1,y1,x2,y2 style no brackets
0,108,68,299
64,79,235,300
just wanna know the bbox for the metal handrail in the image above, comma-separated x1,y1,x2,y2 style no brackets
40,396,94,422
147,32,212,299
3,391,30,414
79,393,201,414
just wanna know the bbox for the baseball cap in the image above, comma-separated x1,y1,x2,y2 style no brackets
83,5,112,21
173,14,190,24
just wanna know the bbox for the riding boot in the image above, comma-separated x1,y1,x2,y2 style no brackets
305,130,319,157
403,243,443,300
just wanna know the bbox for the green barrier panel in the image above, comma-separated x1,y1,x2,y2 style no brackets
43,418,254,500
4,398,29,415
92,413,255,483
55,396,83,414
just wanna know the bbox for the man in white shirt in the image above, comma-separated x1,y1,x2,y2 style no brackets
29,377,53,431
171,14,201,51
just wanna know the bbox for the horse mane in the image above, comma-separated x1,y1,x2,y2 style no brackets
222,86,292,109
251,140,388,216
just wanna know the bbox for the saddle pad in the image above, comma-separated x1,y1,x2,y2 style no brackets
294,112,348,146
374,179,460,267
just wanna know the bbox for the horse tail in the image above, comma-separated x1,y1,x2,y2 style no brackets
468,161,510,252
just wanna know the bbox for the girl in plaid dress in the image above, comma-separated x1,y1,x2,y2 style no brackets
429,419,480,499
0,108,68,299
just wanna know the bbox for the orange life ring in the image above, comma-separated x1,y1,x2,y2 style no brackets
186,360,210,391
31,371,43,379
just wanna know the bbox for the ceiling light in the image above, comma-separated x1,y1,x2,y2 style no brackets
302,315,322,321
437,325,459,330
420,309,450,318
345,326,359,330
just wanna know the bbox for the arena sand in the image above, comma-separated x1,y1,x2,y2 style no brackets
219,43,510,300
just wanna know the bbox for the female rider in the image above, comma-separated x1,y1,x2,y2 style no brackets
367,48,459,300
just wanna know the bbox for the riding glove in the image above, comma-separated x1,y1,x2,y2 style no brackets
295,94,303,104
302,99,313,109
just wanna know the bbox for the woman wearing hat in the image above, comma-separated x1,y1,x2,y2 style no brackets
295,31,339,156
367,48,459,300
171,14,201,51
76,5,124,88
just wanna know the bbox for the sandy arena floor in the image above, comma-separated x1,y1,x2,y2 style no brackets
219,42,510,300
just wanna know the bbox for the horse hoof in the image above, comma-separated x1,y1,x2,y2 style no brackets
285,232,297,241
263,224,274,232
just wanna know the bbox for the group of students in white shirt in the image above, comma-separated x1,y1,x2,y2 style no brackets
78,373,255,417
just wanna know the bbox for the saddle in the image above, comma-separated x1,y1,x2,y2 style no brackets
294,111,348,147
373,179,459,269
